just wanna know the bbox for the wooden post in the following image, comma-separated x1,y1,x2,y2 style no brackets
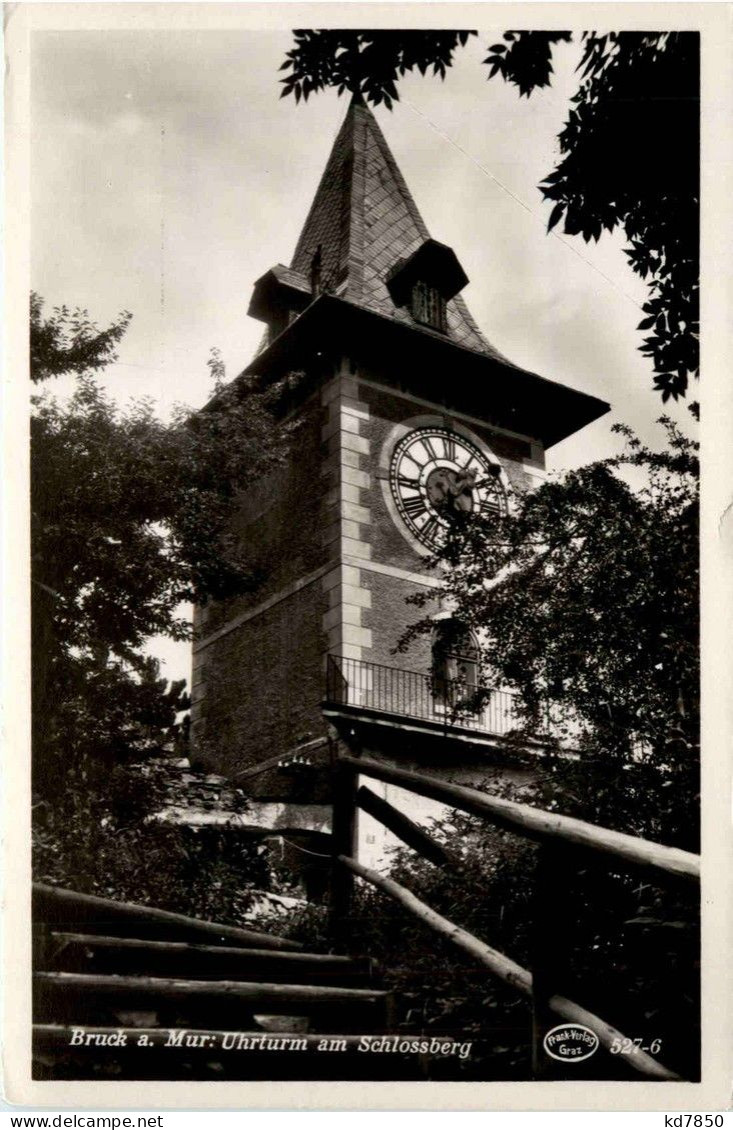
529,844,576,1078
329,742,358,947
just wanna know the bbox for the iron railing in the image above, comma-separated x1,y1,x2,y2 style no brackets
326,654,525,739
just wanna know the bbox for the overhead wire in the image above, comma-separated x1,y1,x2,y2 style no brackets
403,97,645,316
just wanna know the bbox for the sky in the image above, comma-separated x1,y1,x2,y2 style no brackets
31,25,695,683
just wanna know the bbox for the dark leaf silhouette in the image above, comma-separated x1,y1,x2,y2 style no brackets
31,293,291,793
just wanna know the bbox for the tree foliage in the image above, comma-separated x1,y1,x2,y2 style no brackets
31,294,289,791
30,292,132,383
280,30,476,109
487,32,699,403
280,30,699,403
401,422,699,848
355,420,699,1074
33,752,272,926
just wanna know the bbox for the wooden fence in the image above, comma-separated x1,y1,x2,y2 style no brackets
331,753,699,1083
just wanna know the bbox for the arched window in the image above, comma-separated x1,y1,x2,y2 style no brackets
431,619,479,711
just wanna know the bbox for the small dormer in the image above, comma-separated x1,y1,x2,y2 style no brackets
386,239,469,334
247,264,312,343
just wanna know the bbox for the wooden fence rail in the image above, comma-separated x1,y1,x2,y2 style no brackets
338,854,680,1081
333,752,700,1082
356,784,463,873
33,883,302,952
339,754,699,883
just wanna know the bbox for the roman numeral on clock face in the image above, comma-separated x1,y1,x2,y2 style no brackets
402,494,427,519
419,435,439,462
420,516,440,544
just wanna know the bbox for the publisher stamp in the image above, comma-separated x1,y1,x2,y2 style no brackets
542,1024,599,1063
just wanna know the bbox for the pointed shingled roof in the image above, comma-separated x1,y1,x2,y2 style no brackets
289,96,512,363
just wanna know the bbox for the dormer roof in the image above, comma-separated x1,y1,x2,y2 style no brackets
386,239,469,308
248,265,311,323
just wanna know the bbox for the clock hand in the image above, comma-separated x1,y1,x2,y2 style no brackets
447,469,477,496
474,463,503,487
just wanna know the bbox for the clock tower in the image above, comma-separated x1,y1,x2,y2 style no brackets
190,95,608,860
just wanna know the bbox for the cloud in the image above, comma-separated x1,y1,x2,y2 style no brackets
532,289,584,327
112,111,146,137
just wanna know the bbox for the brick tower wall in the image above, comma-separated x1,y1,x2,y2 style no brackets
190,382,334,792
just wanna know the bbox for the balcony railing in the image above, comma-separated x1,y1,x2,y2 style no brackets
325,654,527,740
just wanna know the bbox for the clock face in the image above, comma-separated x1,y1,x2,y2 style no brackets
389,426,505,550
